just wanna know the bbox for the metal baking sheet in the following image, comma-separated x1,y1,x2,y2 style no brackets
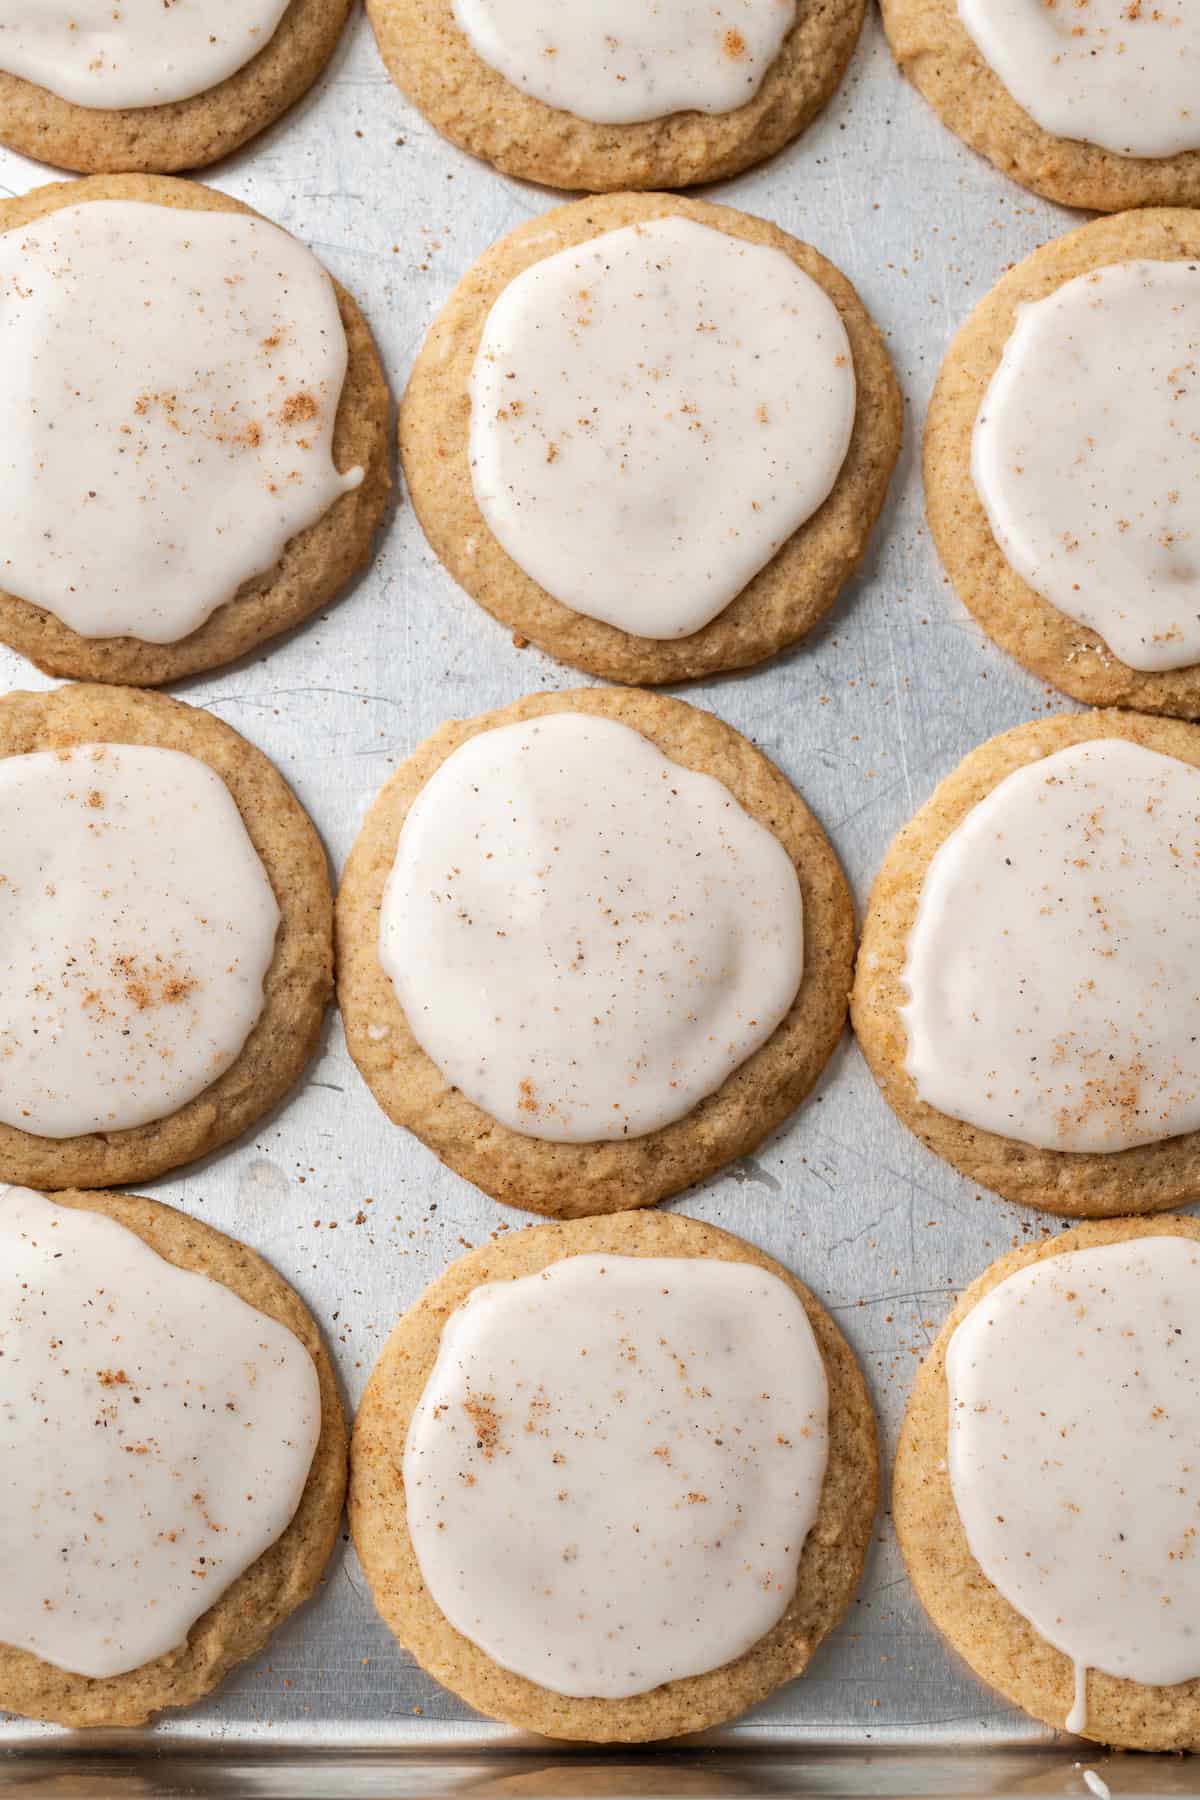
0,6,1172,1794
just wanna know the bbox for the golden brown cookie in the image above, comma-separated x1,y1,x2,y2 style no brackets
880,0,1200,211
0,682,333,1191
0,1185,347,1729
401,193,901,686
367,0,864,192
895,1214,1200,1752
336,686,856,1217
925,209,1200,718
0,0,353,175
852,708,1200,1219
0,175,391,688
350,1208,878,1742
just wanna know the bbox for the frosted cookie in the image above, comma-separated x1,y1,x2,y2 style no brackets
351,1209,877,1741
0,175,391,688
926,210,1200,718
366,0,865,193
401,193,901,685
0,1183,346,1729
0,0,353,175
852,710,1200,1219
896,1216,1200,1751
0,682,332,1192
336,688,854,1217
881,0,1200,211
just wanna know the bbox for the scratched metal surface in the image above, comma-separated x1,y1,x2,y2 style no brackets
0,2,1149,1788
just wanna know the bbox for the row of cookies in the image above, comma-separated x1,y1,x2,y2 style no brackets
8,171,1198,717
5,673,1199,1224
10,673,1198,1227
2,2,1195,217
9,1180,1198,1753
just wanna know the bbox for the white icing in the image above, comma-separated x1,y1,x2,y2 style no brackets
379,712,804,1143
0,200,362,645
0,0,289,111
468,216,855,641
405,1252,829,1699
0,743,280,1139
0,1186,320,1680
947,1237,1200,1731
452,0,797,126
973,260,1200,674
901,738,1200,1154
958,0,1200,160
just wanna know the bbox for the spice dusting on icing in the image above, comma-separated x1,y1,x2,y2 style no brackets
958,0,1200,159
946,1237,1200,1734
378,712,804,1143
902,738,1200,1152
0,199,362,645
468,215,855,640
972,260,1200,673
404,1253,829,1698
0,1185,320,1680
0,1,290,111
450,0,797,125
0,743,280,1139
